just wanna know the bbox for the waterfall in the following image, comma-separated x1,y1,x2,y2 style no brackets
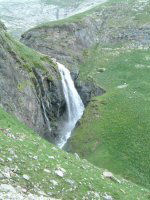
57,62,84,148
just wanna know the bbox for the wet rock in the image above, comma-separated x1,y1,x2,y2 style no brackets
20,0,150,81
76,81,105,106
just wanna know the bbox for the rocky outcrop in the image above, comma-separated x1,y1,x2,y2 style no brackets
20,16,105,104
76,81,105,106
20,0,150,105
21,0,150,66
21,17,101,69
0,22,65,140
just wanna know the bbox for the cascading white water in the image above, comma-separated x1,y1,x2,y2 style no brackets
57,62,84,148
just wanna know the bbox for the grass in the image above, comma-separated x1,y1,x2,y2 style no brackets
0,28,59,95
0,107,149,199
19,0,150,191
67,0,150,190
1,31,56,73
1,0,150,198
70,44,150,189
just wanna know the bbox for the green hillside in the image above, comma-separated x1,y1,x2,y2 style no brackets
70,45,150,189
1,107,149,199
69,0,150,190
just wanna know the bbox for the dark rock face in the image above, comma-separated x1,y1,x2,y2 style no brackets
20,17,101,69
0,23,65,140
76,81,105,106
31,67,65,140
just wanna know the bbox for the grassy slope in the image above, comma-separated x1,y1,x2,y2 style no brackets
71,46,150,188
1,30,56,73
69,0,150,189
1,108,149,199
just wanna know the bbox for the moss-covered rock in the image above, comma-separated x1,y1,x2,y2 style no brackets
0,22,65,141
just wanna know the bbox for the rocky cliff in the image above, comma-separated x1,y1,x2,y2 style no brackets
21,0,150,68
0,22,66,141
20,10,106,105
21,0,149,104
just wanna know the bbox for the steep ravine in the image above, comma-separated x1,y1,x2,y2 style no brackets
21,16,106,105
0,20,100,147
